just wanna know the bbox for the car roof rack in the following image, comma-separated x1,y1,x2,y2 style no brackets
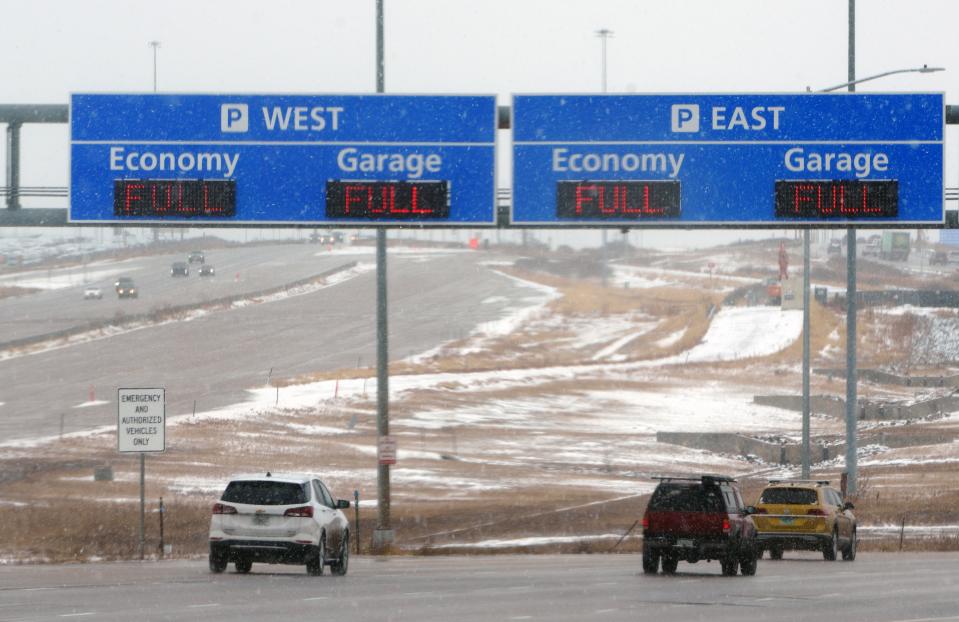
652,474,736,483
768,479,830,485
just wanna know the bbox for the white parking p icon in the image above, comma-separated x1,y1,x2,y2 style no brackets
221,104,249,133
671,104,700,133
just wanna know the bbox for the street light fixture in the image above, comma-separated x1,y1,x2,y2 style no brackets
808,65,944,93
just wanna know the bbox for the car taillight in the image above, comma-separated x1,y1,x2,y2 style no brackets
641,515,649,530
212,503,237,515
806,509,827,516
284,506,314,518
722,518,731,533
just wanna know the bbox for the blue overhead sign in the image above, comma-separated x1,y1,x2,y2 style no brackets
70,94,497,226
512,93,944,226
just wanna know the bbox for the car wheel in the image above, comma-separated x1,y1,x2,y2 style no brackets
208,550,227,574
720,558,739,576
842,529,857,561
740,553,758,576
641,547,660,575
331,532,350,576
823,529,838,561
307,537,326,576
234,558,252,574
769,546,783,560
660,555,679,575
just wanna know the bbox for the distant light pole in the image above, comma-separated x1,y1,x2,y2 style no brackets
149,41,161,93
596,28,613,93
596,28,613,285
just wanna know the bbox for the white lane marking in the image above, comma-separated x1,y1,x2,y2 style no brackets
892,617,959,622
303,597,329,601
188,604,219,608
595,609,618,614
59,614,96,618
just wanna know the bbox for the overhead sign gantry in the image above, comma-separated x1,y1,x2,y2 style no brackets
70,94,497,226
511,93,944,227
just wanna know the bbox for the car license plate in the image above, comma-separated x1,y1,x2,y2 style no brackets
677,539,694,548
779,517,794,526
253,514,269,525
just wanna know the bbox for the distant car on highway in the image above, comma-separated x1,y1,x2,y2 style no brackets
114,277,138,299
310,231,343,244
188,251,205,264
170,262,189,277
828,239,843,256
198,264,215,277
642,475,759,576
752,479,856,561
209,473,351,576
82,286,102,300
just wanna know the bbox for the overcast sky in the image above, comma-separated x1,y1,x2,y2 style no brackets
1,0,956,248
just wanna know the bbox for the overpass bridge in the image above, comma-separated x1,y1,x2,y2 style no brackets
3,103,959,227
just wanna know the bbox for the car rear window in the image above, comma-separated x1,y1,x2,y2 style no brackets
648,484,725,512
759,487,818,505
221,480,309,505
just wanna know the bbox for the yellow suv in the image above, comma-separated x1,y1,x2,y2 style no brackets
753,479,856,561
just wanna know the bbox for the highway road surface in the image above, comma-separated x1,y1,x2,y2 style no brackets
0,553,956,621
0,244,536,444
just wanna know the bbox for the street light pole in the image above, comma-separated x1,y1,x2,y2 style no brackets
372,0,394,554
149,40,161,244
799,3,942,491
149,41,160,93
844,0,858,497
596,28,613,286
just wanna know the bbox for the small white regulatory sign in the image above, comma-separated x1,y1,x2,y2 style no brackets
117,388,165,453
378,435,397,465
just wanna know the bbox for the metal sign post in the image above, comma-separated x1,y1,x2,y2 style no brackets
117,388,165,560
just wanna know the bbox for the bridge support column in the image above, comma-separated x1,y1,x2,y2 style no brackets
5,121,21,209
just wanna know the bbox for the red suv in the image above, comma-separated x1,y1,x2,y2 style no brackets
642,475,759,576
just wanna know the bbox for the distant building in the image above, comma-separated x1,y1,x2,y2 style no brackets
939,230,959,246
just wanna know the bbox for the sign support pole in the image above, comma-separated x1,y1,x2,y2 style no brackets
117,387,165,561
844,0,859,496
139,453,145,560
372,0,394,553
802,230,810,478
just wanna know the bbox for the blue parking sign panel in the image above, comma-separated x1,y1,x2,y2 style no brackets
512,93,944,226
70,94,497,226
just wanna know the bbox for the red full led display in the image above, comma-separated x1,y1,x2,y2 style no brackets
113,179,236,218
775,180,898,219
556,181,681,220
326,181,449,220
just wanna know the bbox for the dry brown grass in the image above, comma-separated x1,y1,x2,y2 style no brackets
4,254,959,562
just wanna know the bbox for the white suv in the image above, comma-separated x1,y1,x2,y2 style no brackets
208,473,351,576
